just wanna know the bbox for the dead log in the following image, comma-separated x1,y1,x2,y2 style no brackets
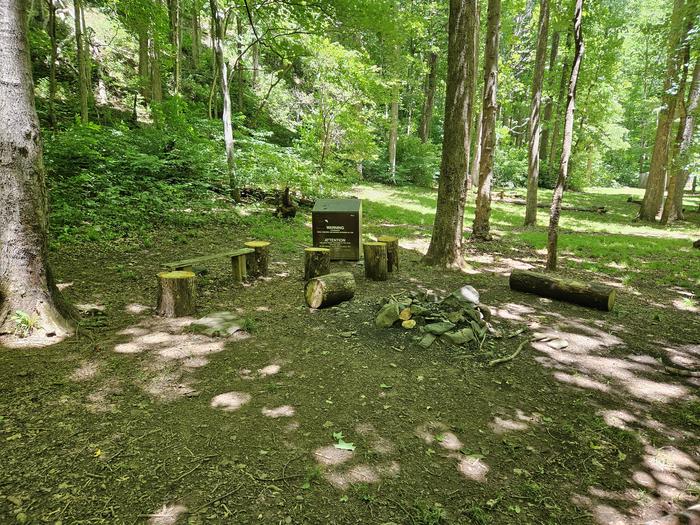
509,270,617,311
496,196,607,214
156,271,196,317
377,235,399,272
363,242,388,281
304,247,331,281
244,241,271,278
305,272,356,309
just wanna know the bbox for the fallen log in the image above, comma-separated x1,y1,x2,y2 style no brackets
509,270,617,311
305,272,356,309
496,196,607,214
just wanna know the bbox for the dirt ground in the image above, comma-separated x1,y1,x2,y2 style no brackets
1,187,698,524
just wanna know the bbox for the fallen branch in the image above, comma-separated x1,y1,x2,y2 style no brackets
488,338,530,367
496,196,607,214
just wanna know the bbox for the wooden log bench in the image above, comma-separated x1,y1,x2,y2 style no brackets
163,248,255,282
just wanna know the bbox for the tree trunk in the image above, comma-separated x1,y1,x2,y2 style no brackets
304,248,331,281
156,271,196,317
305,272,356,309
168,0,181,95
378,235,400,272
191,0,200,68
470,109,483,188
210,0,240,202
47,0,57,127
546,0,584,271
73,0,88,123
423,0,477,268
548,31,571,183
472,0,501,241
138,27,150,101
388,84,399,182
510,270,616,311
363,242,388,281
151,34,163,105
524,0,550,227
662,54,700,224
0,0,75,339
639,0,688,221
244,241,270,278
539,31,560,169
419,52,438,143
235,14,245,112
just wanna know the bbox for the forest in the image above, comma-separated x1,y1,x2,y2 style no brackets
0,0,699,523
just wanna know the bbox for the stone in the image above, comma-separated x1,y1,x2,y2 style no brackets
402,320,416,329
424,322,456,335
375,302,401,328
191,312,243,337
76,304,106,316
399,308,412,321
442,285,480,309
442,328,476,345
418,333,436,349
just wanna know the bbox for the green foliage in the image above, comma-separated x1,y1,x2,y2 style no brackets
396,135,440,188
11,311,41,338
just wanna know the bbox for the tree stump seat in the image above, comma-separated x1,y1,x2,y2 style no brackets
163,248,255,283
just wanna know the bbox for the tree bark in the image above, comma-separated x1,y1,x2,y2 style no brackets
304,248,330,281
423,0,477,268
0,0,75,338
244,241,270,278
305,272,356,309
547,31,571,183
418,52,438,143
546,0,584,271
73,0,88,123
470,109,483,188
639,0,688,221
378,235,400,272
47,0,57,127
138,26,150,101
156,271,196,317
191,0,201,68
539,31,560,167
151,33,163,105
472,0,501,240
388,84,399,182
524,0,550,227
510,270,616,311
210,0,240,202
662,54,700,224
363,242,388,281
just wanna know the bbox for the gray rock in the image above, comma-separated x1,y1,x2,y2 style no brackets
442,285,480,308
424,322,456,335
375,302,401,328
418,333,437,348
191,312,244,337
442,328,476,345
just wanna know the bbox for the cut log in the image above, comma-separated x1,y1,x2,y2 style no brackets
509,270,616,311
304,247,331,281
377,235,399,272
363,242,388,281
305,272,356,309
244,240,271,278
156,271,196,317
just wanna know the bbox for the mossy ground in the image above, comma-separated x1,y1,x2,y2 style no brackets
1,185,698,524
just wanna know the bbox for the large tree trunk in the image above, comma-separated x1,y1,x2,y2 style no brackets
418,52,438,143
210,0,240,202
546,0,584,271
235,14,245,112
423,0,477,268
168,0,181,95
138,27,150,101
547,31,571,183
73,0,88,123
191,0,201,68
539,31,559,167
469,109,483,188
47,0,57,127
472,0,501,241
662,55,700,223
524,0,550,227
639,0,688,221
0,0,75,340
151,33,163,105
388,84,400,183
